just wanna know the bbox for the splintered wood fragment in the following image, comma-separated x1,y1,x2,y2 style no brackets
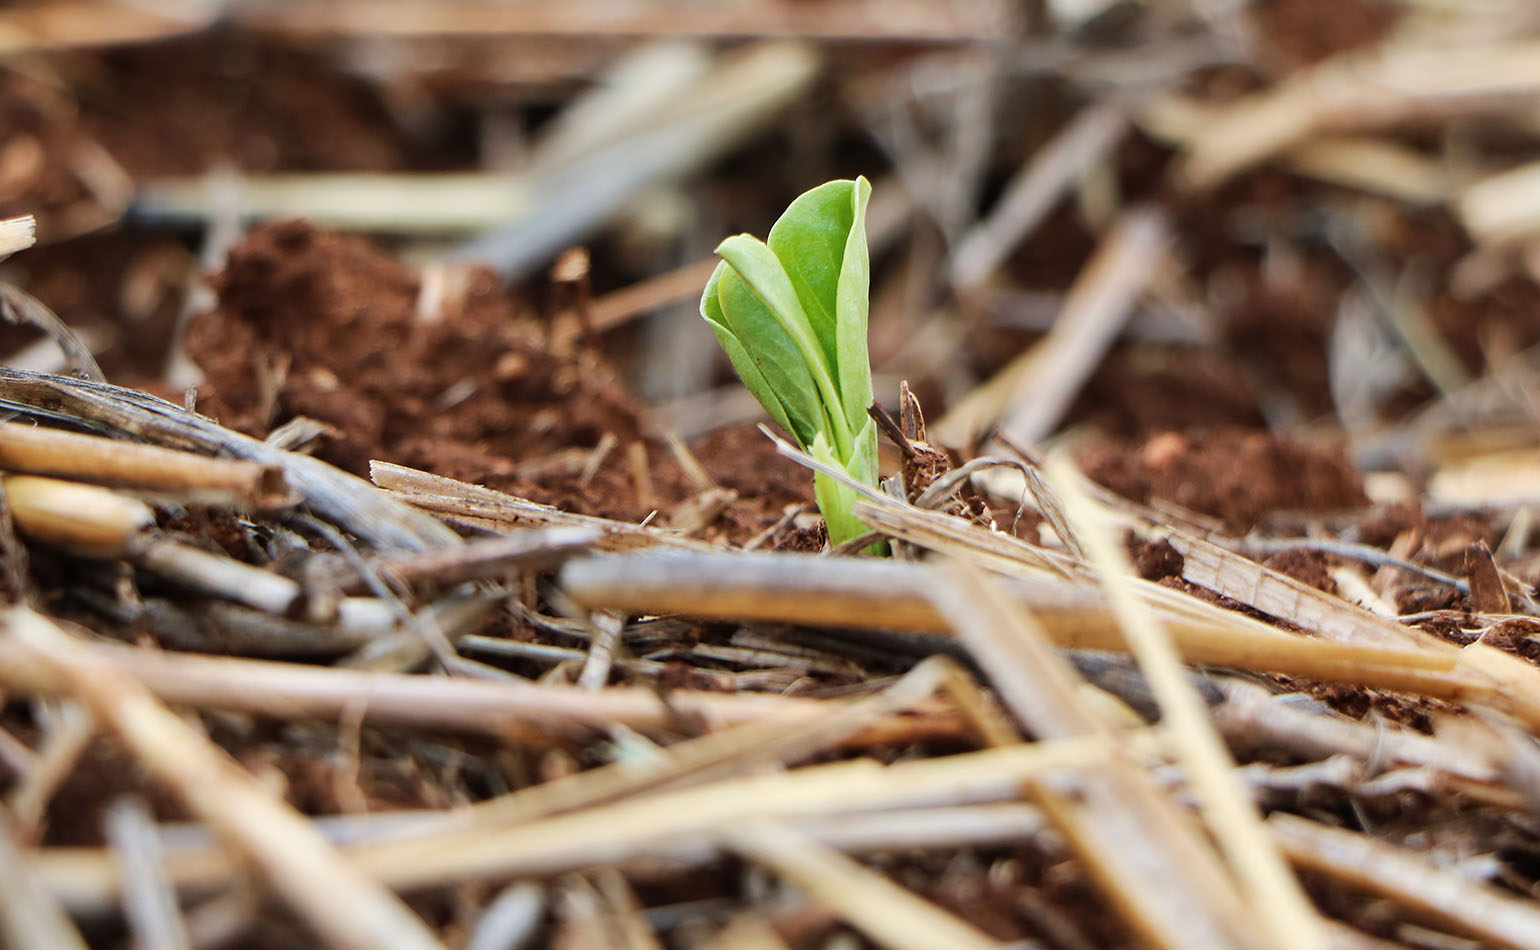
372,460,714,551
0,215,36,258
724,819,1003,950
1179,41,1540,189
1168,531,1427,649
0,421,291,508
1270,813,1540,950
559,551,1475,698
4,609,445,950
931,563,1259,948
1166,528,1540,728
1044,453,1326,950
0,634,963,744
1464,541,1510,613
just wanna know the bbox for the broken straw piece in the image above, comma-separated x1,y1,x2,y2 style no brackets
0,216,36,259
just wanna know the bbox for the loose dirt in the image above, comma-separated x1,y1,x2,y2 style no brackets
186,220,813,542
1079,425,1368,531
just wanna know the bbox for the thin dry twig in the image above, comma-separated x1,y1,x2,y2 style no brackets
559,550,1474,696
1270,813,1540,950
1177,41,1540,189
4,608,445,950
1044,452,1326,950
724,818,1004,950
244,0,1012,43
931,561,1260,947
0,421,291,509
0,806,87,950
7,700,93,842
949,102,1130,289
32,741,1107,915
373,461,714,552
0,631,966,743
105,796,192,950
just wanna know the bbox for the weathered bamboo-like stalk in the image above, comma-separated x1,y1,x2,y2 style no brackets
0,633,967,744
0,421,290,509
4,475,154,556
0,369,458,553
557,551,1472,696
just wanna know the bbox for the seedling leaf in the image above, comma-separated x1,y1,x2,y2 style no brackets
701,177,884,551
715,234,851,458
835,177,873,436
767,179,856,380
707,262,823,447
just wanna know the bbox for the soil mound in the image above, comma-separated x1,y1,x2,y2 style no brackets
187,220,643,480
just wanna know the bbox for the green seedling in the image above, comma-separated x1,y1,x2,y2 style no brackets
700,176,883,551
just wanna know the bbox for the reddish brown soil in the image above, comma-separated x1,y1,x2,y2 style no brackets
82,39,444,179
1079,426,1369,531
4,231,191,379
1251,0,1400,70
0,37,445,244
1073,347,1265,436
1262,547,1340,594
1359,503,1498,561
189,220,631,475
186,220,812,542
